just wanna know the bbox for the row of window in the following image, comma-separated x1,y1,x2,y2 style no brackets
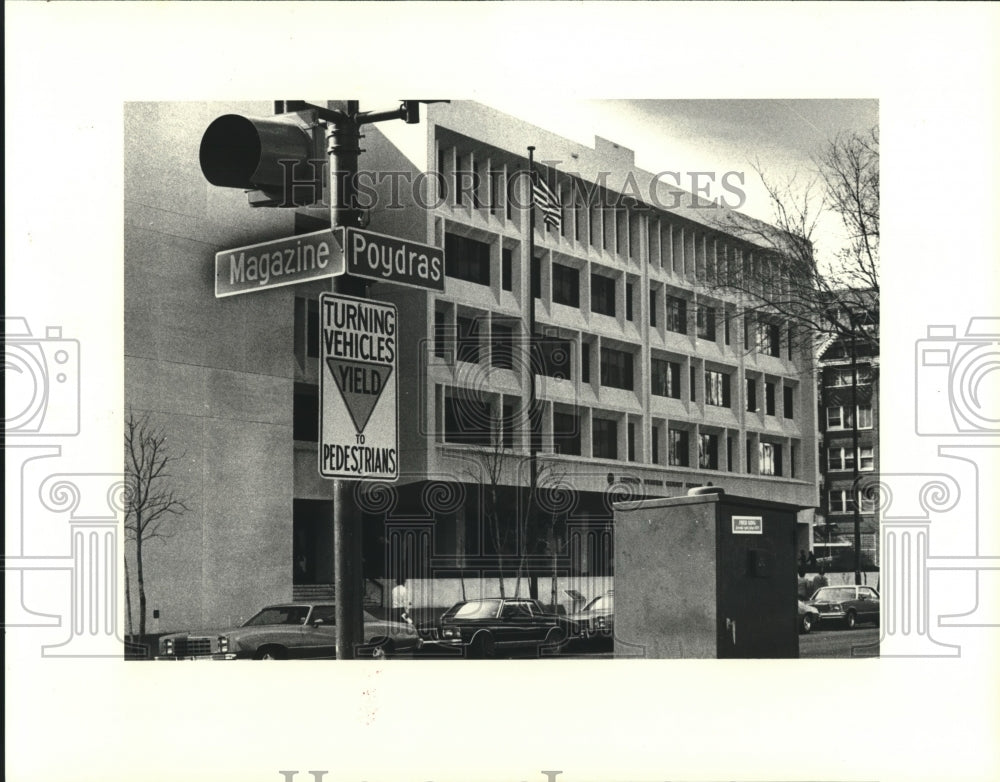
826,404,873,430
294,381,794,478
829,489,877,514
826,367,875,387
827,446,875,471
436,318,796,414
445,234,794,357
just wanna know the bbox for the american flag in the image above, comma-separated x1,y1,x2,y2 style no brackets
532,174,562,230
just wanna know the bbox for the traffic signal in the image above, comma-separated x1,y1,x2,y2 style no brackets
199,110,326,207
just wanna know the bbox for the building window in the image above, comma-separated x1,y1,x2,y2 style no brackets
765,381,776,416
783,385,794,419
859,447,875,471
593,418,618,460
829,489,856,514
581,343,591,383
491,323,514,370
746,376,757,413
827,367,874,386
756,321,781,357
306,298,319,358
827,405,874,429
704,370,731,408
828,447,856,472
651,358,681,399
445,233,491,286
444,393,492,446
456,316,480,364
553,411,581,456
501,248,513,291
293,385,319,442
652,425,660,464
666,296,687,334
697,305,716,341
787,325,795,359
668,428,689,467
591,273,616,316
625,284,634,321
759,442,782,476
552,263,580,307
690,365,697,402
724,316,730,346
649,289,658,327
434,310,449,359
699,433,719,470
859,493,877,514
600,347,634,390
627,422,636,461
501,401,517,449
531,256,541,299
727,436,734,473
534,334,572,380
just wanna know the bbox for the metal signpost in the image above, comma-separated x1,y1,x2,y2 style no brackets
200,100,445,659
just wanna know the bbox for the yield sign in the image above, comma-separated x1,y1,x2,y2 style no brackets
326,358,394,434
319,292,398,482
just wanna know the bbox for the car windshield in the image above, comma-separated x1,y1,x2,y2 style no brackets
453,599,502,619
583,594,613,612
242,606,311,626
814,588,855,602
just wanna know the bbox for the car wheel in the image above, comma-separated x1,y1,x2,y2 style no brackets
369,637,394,660
255,645,285,660
469,632,494,659
800,614,813,634
541,627,567,654
844,611,857,630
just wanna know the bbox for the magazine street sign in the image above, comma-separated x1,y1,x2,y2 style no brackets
344,227,445,291
214,228,345,297
319,292,398,481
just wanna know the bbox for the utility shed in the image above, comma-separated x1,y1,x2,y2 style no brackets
613,487,806,658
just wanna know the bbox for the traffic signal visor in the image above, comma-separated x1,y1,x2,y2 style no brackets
199,114,322,206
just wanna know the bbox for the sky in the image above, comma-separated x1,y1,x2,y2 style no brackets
379,99,878,270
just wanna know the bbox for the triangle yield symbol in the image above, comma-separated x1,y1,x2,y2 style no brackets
326,358,393,434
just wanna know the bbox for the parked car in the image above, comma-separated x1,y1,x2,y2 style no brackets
156,603,421,660
566,590,614,644
437,597,579,657
797,600,820,634
807,585,880,629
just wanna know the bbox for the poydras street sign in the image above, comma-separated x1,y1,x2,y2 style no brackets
319,292,398,481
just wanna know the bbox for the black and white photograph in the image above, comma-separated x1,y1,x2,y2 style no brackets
5,4,999,782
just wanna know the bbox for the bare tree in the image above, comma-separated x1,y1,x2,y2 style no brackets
461,408,566,601
124,410,190,638
709,127,879,349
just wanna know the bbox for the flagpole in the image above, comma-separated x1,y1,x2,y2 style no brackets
527,146,539,597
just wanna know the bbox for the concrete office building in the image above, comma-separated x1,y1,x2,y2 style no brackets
125,101,818,632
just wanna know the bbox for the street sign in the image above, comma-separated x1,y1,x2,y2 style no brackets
344,227,445,291
214,228,344,298
732,516,763,535
319,292,398,481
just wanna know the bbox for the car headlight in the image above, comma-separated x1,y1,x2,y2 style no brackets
218,636,229,653
164,639,174,654
832,604,842,611
596,616,606,629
